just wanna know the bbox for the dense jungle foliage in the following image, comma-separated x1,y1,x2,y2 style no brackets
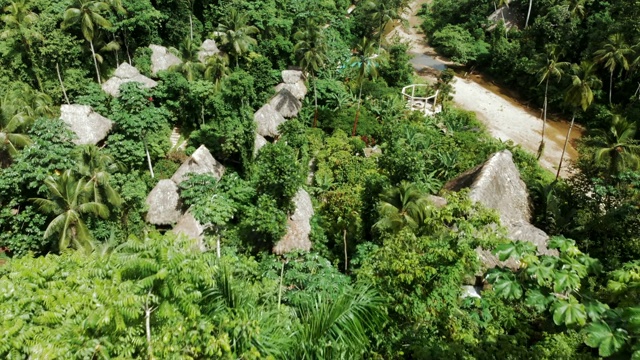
0,0,639,358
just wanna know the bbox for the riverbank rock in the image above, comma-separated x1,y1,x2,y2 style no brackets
149,44,182,75
254,103,286,138
171,145,225,185
273,189,314,255
444,150,557,269
102,62,158,97
198,39,221,62
145,179,182,225
60,104,113,145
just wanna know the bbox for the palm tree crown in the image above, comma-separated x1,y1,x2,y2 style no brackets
214,9,258,68
591,115,640,176
75,144,123,206
374,181,431,233
593,33,634,105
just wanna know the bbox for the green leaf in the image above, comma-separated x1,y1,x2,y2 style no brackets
548,236,575,252
525,289,552,312
584,300,609,321
552,299,587,326
492,275,523,300
553,270,581,293
584,322,628,357
526,260,554,286
493,243,518,262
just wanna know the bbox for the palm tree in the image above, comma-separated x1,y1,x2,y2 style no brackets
4,82,55,122
0,98,31,167
565,0,586,20
294,20,328,128
373,181,430,233
525,0,533,28
170,38,205,81
591,114,640,176
74,144,123,206
350,37,384,136
365,0,401,52
1,0,44,90
214,9,258,68
557,61,602,179
593,33,633,105
31,170,109,252
61,0,113,83
203,54,230,83
536,45,569,159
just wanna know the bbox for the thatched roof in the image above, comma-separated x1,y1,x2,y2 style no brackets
149,44,182,75
444,150,557,269
171,145,225,185
363,146,382,158
145,179,183,225
102,62,158,97
172,209,206,251
488,6,522,31
269,89,302,118
254,133,268,155
198,39,221,62
275,81,307,100
273,189,314,255
427,195,447,209
254,103,286,137
60,104,113,145
281,70,304,84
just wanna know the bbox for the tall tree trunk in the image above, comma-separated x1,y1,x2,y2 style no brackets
124,28,132,64
525,0,533,28
378,18,384,53
343,228,348,272
89,40,102,83
556,113,575,180
609,70,613,105
56,62,71,105
144,289,154,360
538,78,549,159
189,13,193,41
352,84,364,136
313,76,318,128
113,33,120,65
277,261,285,310
144,139,155,178
216,232,221,258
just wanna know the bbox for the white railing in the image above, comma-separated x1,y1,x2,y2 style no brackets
401,84,441,115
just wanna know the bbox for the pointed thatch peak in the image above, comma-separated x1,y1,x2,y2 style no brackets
254,103,286,138
282,70,304,84
172,209,207,251
270,88,302,118
102,62,158,97
273,189,314,255
171,145,225,185
254,133,268,156
198,39,221,62
149,44,182,75
487,6,521,31
444,150,557,269
145,179,183,225
60,104,113,145
275,82,307,100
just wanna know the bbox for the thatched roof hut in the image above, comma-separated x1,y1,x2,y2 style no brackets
254,133,268,155
171,145,225,185
254,103,286,137
487,6,522,31
60,104,113,145
444,150,557,269
172,209,206,251
273,189,314,255
149,44,182,75
102,62,158,97
275,82,307,100
198,39,221,62
145,179,183,225
281,70,304,84
269,88,302,118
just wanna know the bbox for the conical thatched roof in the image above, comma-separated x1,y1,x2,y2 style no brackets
269,88,302,118
149,44,182,75
198,39,221,62
171,145,225,185
273,188,314,255
254,133,268,155
281,70,304,84
275,82,307,100
60,104,113,145
145,179,183,225
254,103,286,137
172,209,206,251
444,150,557,269
102,62,158,97
487,6,521,31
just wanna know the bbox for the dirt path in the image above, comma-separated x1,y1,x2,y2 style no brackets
387,0,581,178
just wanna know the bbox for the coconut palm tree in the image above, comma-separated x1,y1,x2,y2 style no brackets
365,0,402,52
61,0,113,83
373,181,430,233
214,9,258,68
525,0,533,28
74,144,123,206
3,82,55,122
350,36,384,136
203,53,230,83
557,61,602,179
0,99,31,167
591,114,640,176
31,170,109,252
536,45,569,158
294,20,328,128
1,0,44,90
170,37,205,81
593,33,634,105
565,0,586,20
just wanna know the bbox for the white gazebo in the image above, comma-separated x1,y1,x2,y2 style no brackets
401,84,442,116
